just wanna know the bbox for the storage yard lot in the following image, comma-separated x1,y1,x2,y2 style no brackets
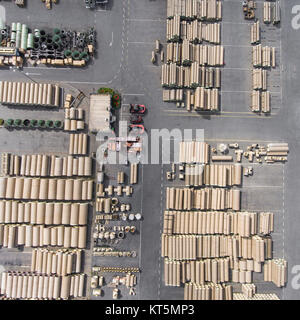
0,0,300,300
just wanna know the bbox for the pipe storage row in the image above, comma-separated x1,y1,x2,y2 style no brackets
252,69,267,91
161,234,272,261
164,257,230,286
164,44,224,66
165,187,241,211
0,81,60,107
0,201,89,225
167,20,221,44
184,282,232,300
263,1,280,25
233,293,279,300
130,163,138,185
252,45,275,68
0,177,93,201
167,0,222,21
163,210,274,236
242,283,256,298
250,90,270,113
0,224,87,248
263,1,272,24
179,141,210,164
187,87,219,111
64,119,85,132
69,134,88,155
267,143,289,155
4,154,92,177
162,89,185,102
65,108,84,120
263,259,287,287
31,249,82,275
162,63,221,89
184,163,242,187
0,271,85,299
250,21,260,44
231,269,253,284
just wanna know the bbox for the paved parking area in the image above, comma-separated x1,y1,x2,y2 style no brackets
1,0,300,300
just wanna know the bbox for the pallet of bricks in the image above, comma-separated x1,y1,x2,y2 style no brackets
161,141,287,300
162,0,223,111
250,12,277,113
0,123,92,300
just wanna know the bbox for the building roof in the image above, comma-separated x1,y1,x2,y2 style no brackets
89,94,112,133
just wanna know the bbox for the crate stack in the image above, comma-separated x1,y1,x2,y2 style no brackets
161,140,287,300
163,0,223,111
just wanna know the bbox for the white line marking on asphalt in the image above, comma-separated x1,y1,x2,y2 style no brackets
109,32,114,47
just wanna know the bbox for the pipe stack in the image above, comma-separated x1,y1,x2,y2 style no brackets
184,163,242,187
233,293,279,300
0,225,87,249
64,107,85,132
0,177,93,201
161,234,272,261
250,21,260,44
0,271,85,299
0,201,89,225
165,187,241,211
179,141,210,164
69,134,88,155
163,211,274,236
242,283,256,298
130,163,138,185
252,69,267,91
264,259,287,287
184,282,232,300
167,0,222,21
31,249,83,275
263,1,272,24
0,81,60,107
4,154,92,177
252,45,275,68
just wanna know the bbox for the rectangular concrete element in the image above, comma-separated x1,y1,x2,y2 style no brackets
89,94,112,133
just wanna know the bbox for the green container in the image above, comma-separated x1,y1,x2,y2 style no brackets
54,120,62,129
34,29,40,38
72,50,80,60
53,28,61,35
64,50,72,58
5,119,14,127
16,31,21,49
38,120,46,128
21,24,28,33
80,52,89,62
0,18,5,31
22,119,30,127
52,34,61,44
14,119,22,127
27,33,34,49
11,22,17,32
16,23,22,32
30,119,38,127
45,120,54,128
11,31,16,43
0,119,4,126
